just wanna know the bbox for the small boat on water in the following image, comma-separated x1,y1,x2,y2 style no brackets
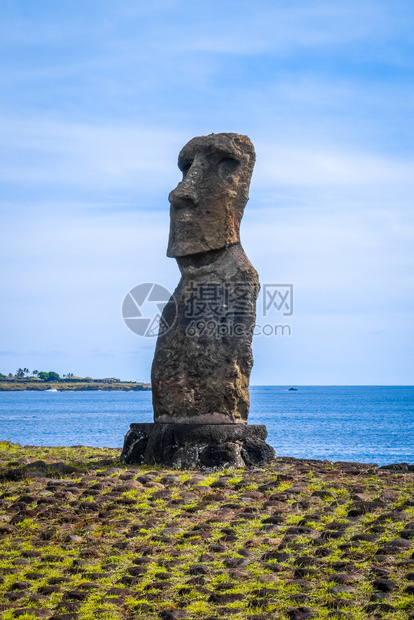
288,387,298,391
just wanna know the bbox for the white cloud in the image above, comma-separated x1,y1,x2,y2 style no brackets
0,116,182,192
2,113,413,211
162,1,407,57
255,143,414,187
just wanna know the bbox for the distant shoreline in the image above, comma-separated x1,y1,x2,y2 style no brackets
0,380,151,392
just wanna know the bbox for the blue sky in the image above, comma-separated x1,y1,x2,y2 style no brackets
1,0,413,384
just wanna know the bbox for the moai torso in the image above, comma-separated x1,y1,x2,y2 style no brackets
151,133,259,424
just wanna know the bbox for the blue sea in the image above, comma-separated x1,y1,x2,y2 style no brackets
0,386,413,466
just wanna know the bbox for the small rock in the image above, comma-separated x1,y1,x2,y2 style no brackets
286,607,315,620
294,557,316,567
38,585,61,594
352,492,371,501
330,573,355,585
373,578,396,593
224,557,250,568
328,586,355,594
312,490,335,499
189,565,208,575
137,473,158,484
294,568,319,578
64,535,82,543
160,475,181,484
14,610,50,618
181,492,198,501
9,580,31,592
209,592,244,604
364,603,395,613
241,491,263,500
159,610,189,620
379,538,410,553
63,589,88,600
262,550,291,562
262,515,285,524
77,582,98,590
161,527,181,536
210,479,228,488
113,480,144,491
128,566,146,577
401,524,414,539
382,489,399,501
5,592,26,601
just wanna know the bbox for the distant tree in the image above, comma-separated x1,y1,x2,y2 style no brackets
67,373,74,379
0,373,6,379
23,368,29,377
16,368,25,378
48,371,60,382
32,370,38,377
38,371,49,381
7,373,13,379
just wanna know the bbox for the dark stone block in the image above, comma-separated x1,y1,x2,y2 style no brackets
121,422,275,469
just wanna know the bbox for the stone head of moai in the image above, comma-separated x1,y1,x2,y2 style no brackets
167,133,256,257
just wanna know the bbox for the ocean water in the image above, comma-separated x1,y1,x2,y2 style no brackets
0,386,412,466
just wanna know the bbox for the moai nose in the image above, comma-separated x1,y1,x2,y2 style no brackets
169,158,203,208
168,182,198,208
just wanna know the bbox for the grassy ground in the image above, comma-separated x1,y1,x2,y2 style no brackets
0,441,413,620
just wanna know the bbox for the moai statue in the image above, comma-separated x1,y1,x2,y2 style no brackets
121,133,275,469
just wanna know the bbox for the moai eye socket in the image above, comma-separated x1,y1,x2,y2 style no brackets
179,159,193,178
218,156,240,176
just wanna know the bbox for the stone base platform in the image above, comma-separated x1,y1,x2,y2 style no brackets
120,423,276,469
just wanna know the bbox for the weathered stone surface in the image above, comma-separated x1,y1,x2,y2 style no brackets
152,133,258,425
152,243,259,424
167,133,255,257
122,132,275,467
120,422,275,469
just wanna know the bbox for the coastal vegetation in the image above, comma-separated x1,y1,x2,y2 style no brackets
0,370,150,391
0,442,413,619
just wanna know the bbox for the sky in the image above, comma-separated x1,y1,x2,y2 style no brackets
0,0,413,385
